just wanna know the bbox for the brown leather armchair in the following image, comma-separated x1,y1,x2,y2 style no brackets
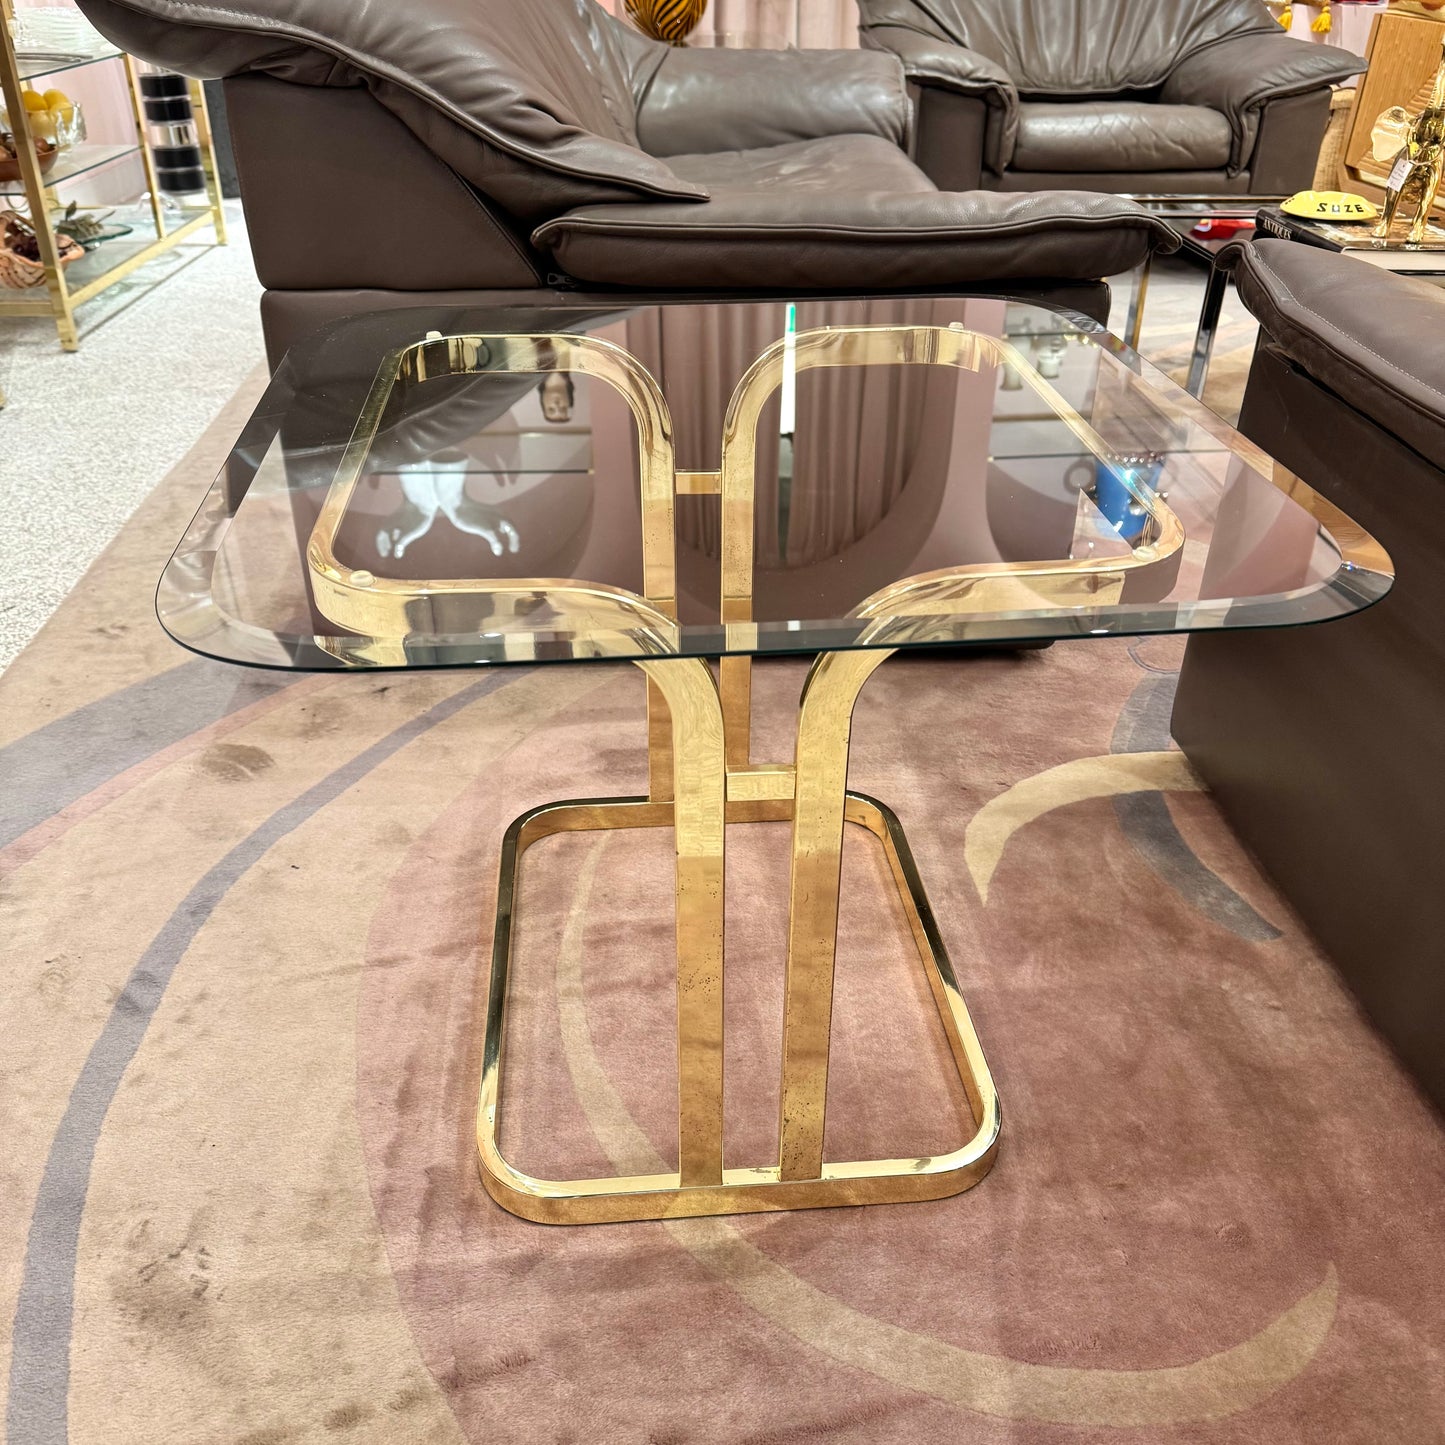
1171,239,1445,1114
858,0,1365,194
76,0,1179,359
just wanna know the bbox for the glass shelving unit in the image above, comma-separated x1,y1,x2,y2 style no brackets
0,0,226,350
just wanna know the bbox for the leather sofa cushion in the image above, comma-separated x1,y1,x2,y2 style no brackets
534,156,1181,289
857,0,1277,95
75,0,707,205
667,134,936,200
1011,101,1231,173
1227,239,1445,473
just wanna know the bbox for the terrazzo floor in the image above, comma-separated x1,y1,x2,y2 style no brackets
0,233,1255,673
0,200,263,670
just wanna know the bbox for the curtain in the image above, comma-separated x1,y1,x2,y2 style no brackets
625,300,970,620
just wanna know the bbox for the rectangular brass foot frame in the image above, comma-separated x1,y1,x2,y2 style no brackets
477,789,999,1225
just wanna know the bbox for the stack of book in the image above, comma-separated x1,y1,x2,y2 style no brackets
1255,206,1445,273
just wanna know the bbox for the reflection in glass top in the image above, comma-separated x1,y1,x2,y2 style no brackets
158,295,1392,670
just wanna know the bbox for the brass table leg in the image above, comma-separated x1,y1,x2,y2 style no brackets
476,653,1000,1225
636,658,726,1189
778,648,893,1181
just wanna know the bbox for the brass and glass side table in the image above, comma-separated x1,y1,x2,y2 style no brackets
158,293,1391,1225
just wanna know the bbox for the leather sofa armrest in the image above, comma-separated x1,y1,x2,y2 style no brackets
1159,34,1364,175
860,24,1018,172
534,189,1179,290
633,48,910,158
1223,238,1445,472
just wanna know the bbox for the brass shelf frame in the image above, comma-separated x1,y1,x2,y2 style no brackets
307,324,1186,1224
0,0,226,352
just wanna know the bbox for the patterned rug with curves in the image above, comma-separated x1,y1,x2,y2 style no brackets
2,381,1443,1445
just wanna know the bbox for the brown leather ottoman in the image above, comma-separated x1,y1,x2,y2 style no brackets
1172,238,1445,1113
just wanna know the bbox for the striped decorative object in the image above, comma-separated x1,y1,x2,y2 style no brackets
624,0,708,44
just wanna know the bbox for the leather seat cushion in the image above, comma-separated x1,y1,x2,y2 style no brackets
1011,101,1232,173
1228,238,1445,473
534,144,1181,288
667,133,936,198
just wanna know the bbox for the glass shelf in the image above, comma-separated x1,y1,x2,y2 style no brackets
14,48,122,82
0,27,225,348
69,203,208,287
0,202,216,313
0,142,139,195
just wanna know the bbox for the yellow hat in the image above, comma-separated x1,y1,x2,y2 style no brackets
1281,190,1380,222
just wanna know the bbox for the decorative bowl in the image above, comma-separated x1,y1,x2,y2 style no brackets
0,138,60,184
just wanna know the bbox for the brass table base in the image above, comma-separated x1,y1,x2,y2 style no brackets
303,326,1183,1225
477,775,1000,1226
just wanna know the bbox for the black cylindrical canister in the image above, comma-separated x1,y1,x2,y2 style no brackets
137,73,189,99
143,95,193,124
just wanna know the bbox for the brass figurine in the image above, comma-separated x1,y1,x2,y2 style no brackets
1372,38,1445,245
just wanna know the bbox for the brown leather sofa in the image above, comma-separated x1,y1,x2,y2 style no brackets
75,0,1180,359
858,0,1364,194
1171,239,1445,1114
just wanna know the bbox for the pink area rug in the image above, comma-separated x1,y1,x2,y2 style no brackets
2,386,1443,1444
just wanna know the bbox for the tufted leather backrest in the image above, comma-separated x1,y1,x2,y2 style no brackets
860,0,1280,95
73,0,706,206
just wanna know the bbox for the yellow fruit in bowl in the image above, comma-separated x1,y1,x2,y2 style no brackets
11,87,78,147
42,89,75,123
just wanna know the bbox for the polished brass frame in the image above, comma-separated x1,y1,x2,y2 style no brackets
308,325,1185,1224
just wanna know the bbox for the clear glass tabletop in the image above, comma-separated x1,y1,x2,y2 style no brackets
158,294,1392,671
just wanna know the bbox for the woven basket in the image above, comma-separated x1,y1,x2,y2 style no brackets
0,214,84,290
1313,86,1356,190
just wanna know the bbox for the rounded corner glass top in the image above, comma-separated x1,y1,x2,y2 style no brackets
157,294,1392,672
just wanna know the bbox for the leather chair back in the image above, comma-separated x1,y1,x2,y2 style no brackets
861,0,1278,95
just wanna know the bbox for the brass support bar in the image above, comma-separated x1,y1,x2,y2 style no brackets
1125,253,1152,354
0,16,77,349
725,765,795,803
720,655,752,768
187,75,229,245
308,333,682,642
645,678,674,802
676,469,721,494
123,53,169,240
777,648,894,1180
635,656,726,1188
